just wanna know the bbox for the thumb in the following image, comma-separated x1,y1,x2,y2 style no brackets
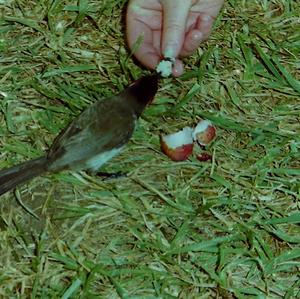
161,0,192,58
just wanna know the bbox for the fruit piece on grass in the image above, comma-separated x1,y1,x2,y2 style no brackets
196,152,212,162
161,127,194,161
192,120,216,146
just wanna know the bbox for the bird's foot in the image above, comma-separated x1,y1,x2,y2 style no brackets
96,171,127,181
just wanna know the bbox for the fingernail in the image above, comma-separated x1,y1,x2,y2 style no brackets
192,31,203,41
172,60,184,77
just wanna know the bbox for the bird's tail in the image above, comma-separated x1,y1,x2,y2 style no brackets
0,156,48,196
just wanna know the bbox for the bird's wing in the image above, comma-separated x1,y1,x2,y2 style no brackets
48,97,135,170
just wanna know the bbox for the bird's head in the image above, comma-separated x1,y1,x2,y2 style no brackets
125,73,159,113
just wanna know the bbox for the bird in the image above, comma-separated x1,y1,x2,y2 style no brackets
0,73,159,196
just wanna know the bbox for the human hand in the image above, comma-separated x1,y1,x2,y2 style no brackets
126,0,224,76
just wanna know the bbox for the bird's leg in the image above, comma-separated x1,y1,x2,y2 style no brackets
95,171,127,180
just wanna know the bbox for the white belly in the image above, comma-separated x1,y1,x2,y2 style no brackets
85,147,123,171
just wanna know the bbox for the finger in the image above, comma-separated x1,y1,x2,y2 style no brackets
180,29,203,57
195,14,214,41
129,0,161,12
135,50,160,70
153,30,161,54
126,18,161,69
127,3,162,31
172,58,184,77
126,1,162,69
180,14,214,57
161,0,192,58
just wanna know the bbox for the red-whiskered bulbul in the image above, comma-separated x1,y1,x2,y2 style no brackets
0,73,159,196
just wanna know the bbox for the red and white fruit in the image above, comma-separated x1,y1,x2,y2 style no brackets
160,127,194,161
192,120,216,146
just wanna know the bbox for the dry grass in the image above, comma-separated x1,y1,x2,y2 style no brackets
0,0,299,298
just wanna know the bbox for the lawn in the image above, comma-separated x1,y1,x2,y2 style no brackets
0,0,299,298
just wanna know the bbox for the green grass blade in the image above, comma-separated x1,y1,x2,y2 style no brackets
42,64,98,78
254,44,284,83
62,278,82,299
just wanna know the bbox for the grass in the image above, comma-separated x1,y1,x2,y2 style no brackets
0,0,299,298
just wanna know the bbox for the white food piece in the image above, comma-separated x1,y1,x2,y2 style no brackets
192,120,212,141
156,58,175,77
162,127,193,149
